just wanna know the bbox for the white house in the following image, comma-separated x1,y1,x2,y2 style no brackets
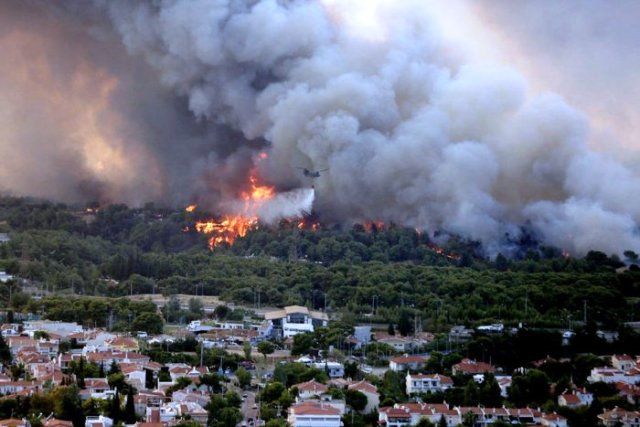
389,355,427,372
265,306,328,338
598,407,640,427
541,413,569,427
588,367,640,384
406,373,453,395
312,361,344,378
612,355,636,371
558,388,594,408
295,379,329,401
23,321,82,338
476,323,504,333
353,326,372,348
288,401,342,427
0,272,14,283
85,416,113,427
348,380,379,414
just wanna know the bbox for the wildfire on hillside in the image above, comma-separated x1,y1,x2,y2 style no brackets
188,152,279,249
362,220,385,232
297,219,320,231
427,243,461,261
192,174,275,249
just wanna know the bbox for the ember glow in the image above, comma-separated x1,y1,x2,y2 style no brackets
427,243,462,261
362,221,386,233
297,219,320,231
192,174,276,249
185,204,197,212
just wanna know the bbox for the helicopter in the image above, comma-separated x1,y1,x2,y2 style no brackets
297,167,329,178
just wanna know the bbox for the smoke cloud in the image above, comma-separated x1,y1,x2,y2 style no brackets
0,0,638,255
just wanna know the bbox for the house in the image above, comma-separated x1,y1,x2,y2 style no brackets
146,402,207,426
7,337,37,355
379,403,565,427
85,416,113,427
352,326,372,348
379,404,459,427
264,306,329,338
287,401,342,427
557,388,593,408
134,391,166,417
451,359,496,376
0,272,13,283
84,350,150,366
615,382,640,405
376,335,415,353
22,321,82,338
612,354,636,371
105,336,139,352
405,373,453,395
476,323,504,334
598,407,640,427
0,381,42,396
389,355,427,372
0,419,30,427
495,376,512,398
541,413,568,427
311,361,344,378
449,326,474,343
121,365,147,391
80,378,112,400
36,340,59,357
295,379,328,400
0,233,10,244
172,390,210,408
42,419,72,427
348,380,379,413
456,406,547,426
378,406,413,427
588,367,640,384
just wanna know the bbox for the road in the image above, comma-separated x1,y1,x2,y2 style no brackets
239,390,258,426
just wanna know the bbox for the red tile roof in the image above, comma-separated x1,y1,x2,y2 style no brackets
290,401,341,416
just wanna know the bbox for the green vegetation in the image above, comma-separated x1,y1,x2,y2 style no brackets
1,196,639,331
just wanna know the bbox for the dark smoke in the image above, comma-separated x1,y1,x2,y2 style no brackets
0,0,638,255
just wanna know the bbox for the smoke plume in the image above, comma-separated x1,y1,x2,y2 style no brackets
0,0,639,255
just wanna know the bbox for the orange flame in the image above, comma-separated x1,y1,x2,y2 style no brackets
297,219,320,231
192,174,275,249
362,220,385,232
427,243,461,261
185,204,197,212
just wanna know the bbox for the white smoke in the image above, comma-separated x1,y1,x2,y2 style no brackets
257,188,315,224
2,0,639,255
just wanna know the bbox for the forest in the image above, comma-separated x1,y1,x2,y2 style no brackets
1,196,639,330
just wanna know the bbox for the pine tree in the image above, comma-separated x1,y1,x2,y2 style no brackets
99,362,105,378
124,387,136,424
438,415,447,427
145,369,155,390
463,379,479,406
387,323,395,336
480,373,502,407
0,334,11,365
109,360,120,375
110,389,121,423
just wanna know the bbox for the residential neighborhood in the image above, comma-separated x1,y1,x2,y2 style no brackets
0,301,636,427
